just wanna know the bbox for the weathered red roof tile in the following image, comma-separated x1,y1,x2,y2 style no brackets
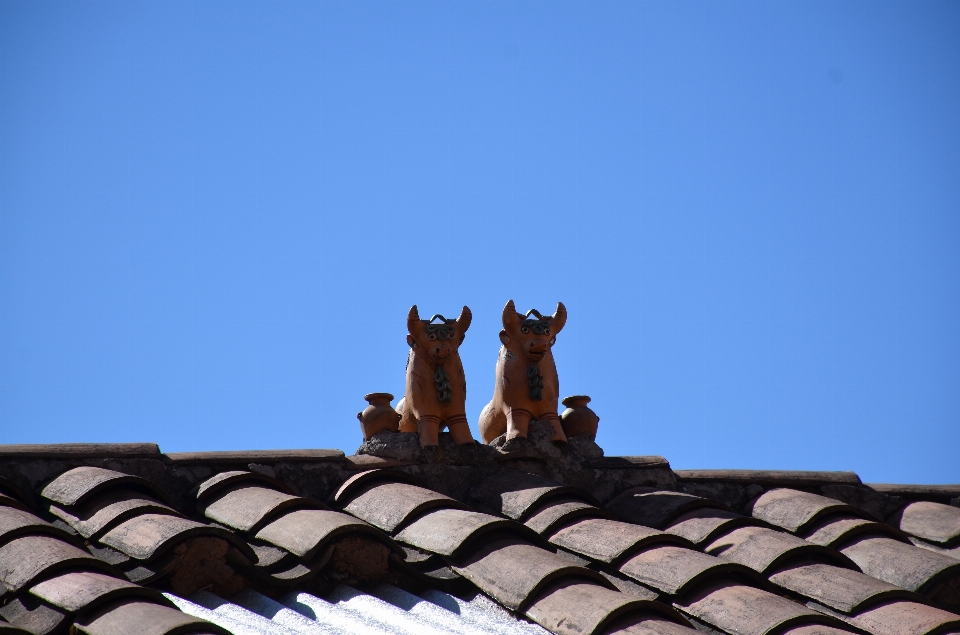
607,618,699,634
525,580,692,635
596,569,661,601
0,507,74,545
40,467,170,508
890,502,960,547
0,536,115,592
908,536,960,561
253,508,396,560
72,600,226,635
194,470,294,505
98,514,243,562
839,536,960,603
607,490,729,530
245,541,289,568
260,542,340,584
548,518,688,565
246,545,329,585
119,552,180,585
341,482,467,532
48,489,181,540
674,582,848,635
801,515,909,548
0,596,66,635
392,544,462,586
768,563,919,613
663,507,760,546
332,468,423,505
85,543,131,567
524,498,607,535
201,485,322,533
0,616,31,634
841,600,960,635
705,526,855,574
29,571,167,613
470,471,595,521
450,536,610,611
618,545,761,596
394,508,535,557
749,489,872,534
777,627,855,635
0,497,28,516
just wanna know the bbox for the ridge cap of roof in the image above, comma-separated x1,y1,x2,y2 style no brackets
165,449,346,463
0,444,161,459
675,469,862,486
868,483,960,498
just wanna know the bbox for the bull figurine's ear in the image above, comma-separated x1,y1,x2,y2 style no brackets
407,305,421,335
502,299,522,330
549,301,567,335
456,305,472,334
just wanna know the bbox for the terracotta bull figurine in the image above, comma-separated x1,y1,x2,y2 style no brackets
397,305,476,447
479,300,568,444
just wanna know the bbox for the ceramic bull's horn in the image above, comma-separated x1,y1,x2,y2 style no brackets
478,300,567,444
397,305,475,447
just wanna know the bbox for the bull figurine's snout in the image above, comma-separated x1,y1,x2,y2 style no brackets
526,339,548,360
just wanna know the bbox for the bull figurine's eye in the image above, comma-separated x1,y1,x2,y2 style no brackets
544,328,550,335
428,333,437,341
521,326,530,334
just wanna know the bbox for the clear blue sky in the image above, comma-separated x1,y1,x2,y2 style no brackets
1,1,958,484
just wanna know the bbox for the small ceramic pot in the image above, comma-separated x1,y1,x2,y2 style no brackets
560,395,599,439
357,393,401,439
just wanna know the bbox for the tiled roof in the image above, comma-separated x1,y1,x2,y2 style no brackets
0,443,959,635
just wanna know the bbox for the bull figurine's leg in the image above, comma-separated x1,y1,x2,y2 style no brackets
505,407,533,440
417,414,441,447
542,412,568,443
445,413,474,445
